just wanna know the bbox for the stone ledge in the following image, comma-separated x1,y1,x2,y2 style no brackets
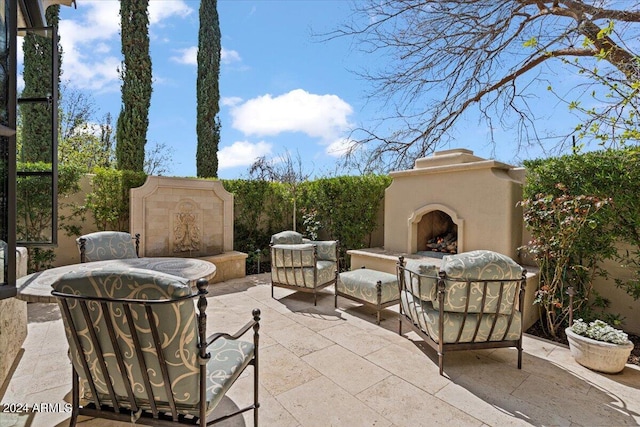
199,251,247,283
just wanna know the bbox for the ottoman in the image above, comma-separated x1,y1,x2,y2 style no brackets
336,268,400,324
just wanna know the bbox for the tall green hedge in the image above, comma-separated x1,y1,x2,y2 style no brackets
223,175,391,270
523,147,640,324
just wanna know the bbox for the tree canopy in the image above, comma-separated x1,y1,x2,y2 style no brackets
116,0,152,172
332,0,640,170
196,0,222,178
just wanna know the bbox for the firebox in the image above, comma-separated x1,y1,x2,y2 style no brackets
417,210,458,254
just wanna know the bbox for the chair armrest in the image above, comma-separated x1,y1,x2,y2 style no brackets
206,309,261,347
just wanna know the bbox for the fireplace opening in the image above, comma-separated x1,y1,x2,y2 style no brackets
416,210,458,254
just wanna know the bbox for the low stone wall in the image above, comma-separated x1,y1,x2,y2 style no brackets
0,248,28,387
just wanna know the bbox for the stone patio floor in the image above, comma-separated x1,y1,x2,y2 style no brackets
1,273,640,427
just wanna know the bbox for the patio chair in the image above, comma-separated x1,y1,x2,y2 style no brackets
397,250,526,376
51,268,260,426
76,231,140,263
270,230,339,306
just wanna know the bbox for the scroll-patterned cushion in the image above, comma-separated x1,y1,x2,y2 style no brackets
436,250,523,314
272,244,316,267
401,291,521,344
77,231,137,262
338,269,399,305
306,240,338,262
401,259,438,302
271,260,336,288
270,230,304,245
53,268,200,412
205,338,255,412
53,268,256,418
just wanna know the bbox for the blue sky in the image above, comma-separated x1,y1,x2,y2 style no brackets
35,1,580,178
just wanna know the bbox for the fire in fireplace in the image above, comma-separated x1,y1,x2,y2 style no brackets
426,231,457,253
416,209,459,254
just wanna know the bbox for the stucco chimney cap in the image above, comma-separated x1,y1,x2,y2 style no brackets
414,148,484,168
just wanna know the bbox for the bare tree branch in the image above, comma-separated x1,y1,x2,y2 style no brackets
326,0,640,170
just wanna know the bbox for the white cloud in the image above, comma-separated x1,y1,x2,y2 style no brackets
221,96,243,107
218,141,272,169
171,46,198,65
221,48,241,64
149,0,193,25
325,137,357,158
171,46,241,66
230,89,353,141
59,0,192,92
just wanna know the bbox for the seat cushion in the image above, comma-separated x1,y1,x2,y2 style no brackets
204,337,255,414
437,250,523,314
77,231,137,262
271,230,304,245
271,260,336,288
338,269,399,305
401,290,522,343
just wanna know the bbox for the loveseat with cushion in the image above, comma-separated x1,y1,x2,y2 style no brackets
397,250,526,375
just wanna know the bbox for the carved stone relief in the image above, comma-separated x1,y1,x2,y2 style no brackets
173,200,201,253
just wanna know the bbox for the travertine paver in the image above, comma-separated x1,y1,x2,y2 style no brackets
1,273,639,427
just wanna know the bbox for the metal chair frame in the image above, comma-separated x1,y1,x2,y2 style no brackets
397,256,526,376
52,279,260,426
270,243,339,306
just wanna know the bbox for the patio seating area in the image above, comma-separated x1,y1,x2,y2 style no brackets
2,273,640,426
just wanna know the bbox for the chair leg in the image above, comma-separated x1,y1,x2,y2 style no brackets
517,340,523,369
438,352,444,376
70,367,79,427
271,284,274,299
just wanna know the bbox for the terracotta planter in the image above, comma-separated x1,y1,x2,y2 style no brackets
565,327,634,374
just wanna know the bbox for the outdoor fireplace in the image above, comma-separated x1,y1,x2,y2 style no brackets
384,149,524,259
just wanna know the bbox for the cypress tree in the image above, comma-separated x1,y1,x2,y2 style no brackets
20,5,61,162
196,0,221,178
116,0,152,172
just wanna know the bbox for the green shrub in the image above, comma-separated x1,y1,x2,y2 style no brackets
523,146,640,333
16,162,83,271
85,168,147,231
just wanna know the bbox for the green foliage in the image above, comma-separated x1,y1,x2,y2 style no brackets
85,168,147,231
523,147,640,333
520,190,612,337
16,162,82,272
222,179,290,257
116,0,152,172
224,175,390,271
196,0,221,178
20,6,61,163
299,175,391,268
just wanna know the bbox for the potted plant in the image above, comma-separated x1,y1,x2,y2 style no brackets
565,319,634,374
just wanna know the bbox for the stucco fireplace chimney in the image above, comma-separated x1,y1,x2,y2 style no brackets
384,148,525,260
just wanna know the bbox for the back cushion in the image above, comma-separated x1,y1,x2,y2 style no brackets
305,240,338,262
77,231,137,262
53,268,200,410
272,243,316,267
437,250,523,314
402,259,438,302
270,230,304,245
